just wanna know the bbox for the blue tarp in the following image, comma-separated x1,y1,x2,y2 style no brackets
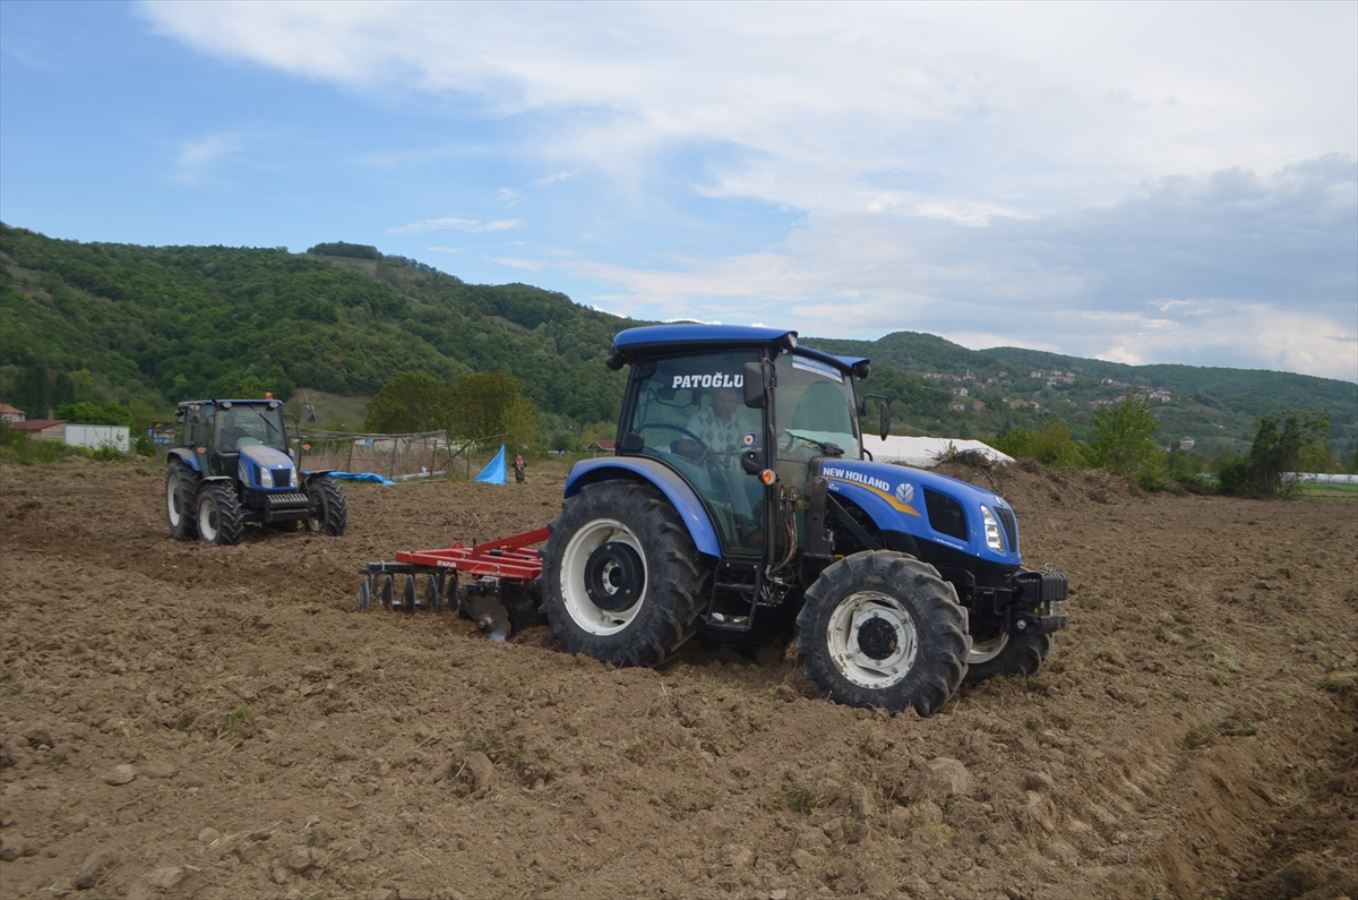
321,471,396,486
475,444,507,485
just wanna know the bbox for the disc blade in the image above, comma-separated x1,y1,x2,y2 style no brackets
462,594,511,642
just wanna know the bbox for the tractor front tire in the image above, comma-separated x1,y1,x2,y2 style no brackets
305,479,348,536
166,461,200,540
799,550,970,715
542,481,704,667
195,482,244,546
963,633,1053,686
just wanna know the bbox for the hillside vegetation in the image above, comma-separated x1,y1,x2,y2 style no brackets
1,223,1353,457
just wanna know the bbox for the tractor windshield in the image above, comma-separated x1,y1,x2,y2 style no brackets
773,352,861,467
622,351,764,556
218,405,288,453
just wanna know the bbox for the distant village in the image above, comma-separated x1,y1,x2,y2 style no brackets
918,367,1194,451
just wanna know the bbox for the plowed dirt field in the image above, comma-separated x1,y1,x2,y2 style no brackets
1,460,1355,900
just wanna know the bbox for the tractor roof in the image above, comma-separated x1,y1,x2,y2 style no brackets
611,324,868,374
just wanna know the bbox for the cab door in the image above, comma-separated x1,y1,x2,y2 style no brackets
620,351,768,557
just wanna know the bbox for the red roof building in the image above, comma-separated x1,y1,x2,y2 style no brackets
0,403,25,424
9,419,67,439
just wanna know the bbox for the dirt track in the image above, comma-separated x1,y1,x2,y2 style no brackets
1,460,1355,900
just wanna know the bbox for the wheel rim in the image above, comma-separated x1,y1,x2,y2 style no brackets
306,487,323,532
198,496,219,542
968,634,1009,665
826,591,919,689
560,518,647,635
166,476,181,527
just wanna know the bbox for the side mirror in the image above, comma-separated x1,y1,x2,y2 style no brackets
743,360,772,409
863,393,892,440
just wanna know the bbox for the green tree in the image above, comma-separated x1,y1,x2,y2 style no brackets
52,371,76,407
365,372,452,433
1088,396,1159,477
447,371,537,446
1219,410,1331,497
16,365,50,418
992,420,1086,468
55,401,132,425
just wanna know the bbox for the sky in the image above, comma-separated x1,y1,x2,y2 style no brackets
1,1,1355,381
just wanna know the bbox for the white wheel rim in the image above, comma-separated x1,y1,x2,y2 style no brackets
826,591,919,689
560,518,647,636
968,634,1009,665
167,477,181,527
307,489,322,531
198,497,219,542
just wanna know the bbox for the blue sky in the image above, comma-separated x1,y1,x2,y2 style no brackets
1,1,1355,381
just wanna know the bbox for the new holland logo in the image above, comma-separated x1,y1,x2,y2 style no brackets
895,482,915,506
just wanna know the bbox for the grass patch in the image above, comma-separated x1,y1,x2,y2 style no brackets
1185,719,1219,749
1320,672,1357,694
784,786,826,815
217,705,255,739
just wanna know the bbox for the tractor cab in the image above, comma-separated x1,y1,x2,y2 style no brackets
177,399,291,477
611,328,874,562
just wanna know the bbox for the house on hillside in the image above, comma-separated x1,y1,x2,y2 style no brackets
588,439,616,456
9,419,66,440
0,403,25,424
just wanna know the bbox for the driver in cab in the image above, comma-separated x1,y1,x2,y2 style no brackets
677,388,750,461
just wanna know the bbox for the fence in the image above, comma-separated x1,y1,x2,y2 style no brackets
296,429,475,481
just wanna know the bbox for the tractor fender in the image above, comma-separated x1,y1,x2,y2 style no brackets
167,448,201,473
564,457,722,558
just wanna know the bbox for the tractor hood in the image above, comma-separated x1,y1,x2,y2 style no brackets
816,457,1022,566
237,444,297,491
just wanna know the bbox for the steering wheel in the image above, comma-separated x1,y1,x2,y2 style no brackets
635,423,710,462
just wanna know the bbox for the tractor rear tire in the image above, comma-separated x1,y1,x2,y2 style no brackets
963,633,1053,686
799,550,970,715
542,481,704,667
166,461,200,540
195,482,244,546
305,479,348,536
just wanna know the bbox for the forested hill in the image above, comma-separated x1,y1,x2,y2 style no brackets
0,224,630,425
1,223,1353,453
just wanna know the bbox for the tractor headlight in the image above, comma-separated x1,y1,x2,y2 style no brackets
258,466,274,488
981,506,1004,552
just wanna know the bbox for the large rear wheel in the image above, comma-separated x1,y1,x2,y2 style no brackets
166,460,200,540
541,481,704,667
799,550,970,715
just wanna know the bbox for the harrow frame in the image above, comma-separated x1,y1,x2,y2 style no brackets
356,527,549,629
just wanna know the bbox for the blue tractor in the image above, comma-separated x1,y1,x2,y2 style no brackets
165,398,347,545
539,325,1067,714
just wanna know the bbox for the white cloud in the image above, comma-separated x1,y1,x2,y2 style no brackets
140,1,1358,378
170,132,241,182
426,245,464,255
530,171,576,188
388,217,520,235
492,256,547,272
140,1,1357,211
